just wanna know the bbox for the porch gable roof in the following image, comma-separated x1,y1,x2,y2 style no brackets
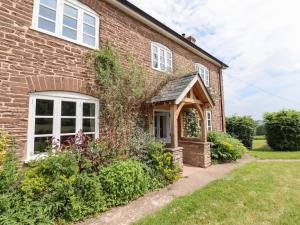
148,72,214,107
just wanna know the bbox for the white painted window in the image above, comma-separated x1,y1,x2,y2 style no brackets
26,92,99,161
195,63,210,87
32,0,99,48
206,110,213,131
151,43,172,72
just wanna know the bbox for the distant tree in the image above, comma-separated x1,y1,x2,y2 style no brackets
255,124,265,136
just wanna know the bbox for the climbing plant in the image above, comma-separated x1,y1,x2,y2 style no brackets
86,42,157,147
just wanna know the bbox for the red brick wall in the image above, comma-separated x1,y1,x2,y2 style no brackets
0,0,225,159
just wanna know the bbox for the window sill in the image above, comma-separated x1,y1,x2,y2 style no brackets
151,66,173,74
30,26,99,50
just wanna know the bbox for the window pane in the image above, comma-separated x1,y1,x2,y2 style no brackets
153,60,158,69
83,24,95,36
83,119,95,132
64,4,78,18
34,136,52,154
39,5,56,21
38,17,55,32
167,52,172,60
83,103,95,116
36,99,53,116
83,34,95,46
63,15,77,29
153,46,158,54
160,49,165,70
40,0,57,9
60,135,75,146
61,118,76,133
63,26,77,40
61,101,76,116
35,118,53,135
84,13,96,26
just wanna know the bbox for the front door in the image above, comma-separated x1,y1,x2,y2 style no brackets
154,111,170,143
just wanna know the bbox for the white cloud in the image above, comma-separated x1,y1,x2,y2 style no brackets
129,0,300,119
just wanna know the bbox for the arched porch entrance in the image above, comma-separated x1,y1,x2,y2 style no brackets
147,72,214,168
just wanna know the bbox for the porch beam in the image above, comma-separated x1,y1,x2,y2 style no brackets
183,97,203,105
176,102,185,119
193,103,207,142
170,104,178,148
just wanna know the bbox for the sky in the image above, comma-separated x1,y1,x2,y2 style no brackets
129,0,300,120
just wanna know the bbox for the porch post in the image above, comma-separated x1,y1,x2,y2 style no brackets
170,104,178,148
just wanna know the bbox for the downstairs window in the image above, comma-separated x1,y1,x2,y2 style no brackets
27,91,99,161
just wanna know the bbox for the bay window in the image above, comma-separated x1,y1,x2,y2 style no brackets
27,92,99,161
32,0,99,48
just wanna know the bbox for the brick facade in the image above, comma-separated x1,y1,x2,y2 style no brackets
0,0,225,160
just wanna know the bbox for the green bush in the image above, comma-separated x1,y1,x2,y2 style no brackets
264,110,300,151
1,152,106,224
226,115,257,148
144,141,180,187
98,159,147,206
208,131,246,162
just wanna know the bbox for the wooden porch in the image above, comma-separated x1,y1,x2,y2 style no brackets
147,72,215,168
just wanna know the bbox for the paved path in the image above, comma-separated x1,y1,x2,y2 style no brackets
77,154,256,225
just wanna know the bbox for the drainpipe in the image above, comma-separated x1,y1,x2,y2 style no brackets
219,68,226,132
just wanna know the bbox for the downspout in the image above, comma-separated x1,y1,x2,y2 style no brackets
219,68,226,132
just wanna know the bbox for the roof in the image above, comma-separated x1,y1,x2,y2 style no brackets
109,0,228,69
148,72,214,106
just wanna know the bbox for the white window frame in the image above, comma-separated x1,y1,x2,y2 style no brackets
206,110,213,131
26,91,100,161
151,42,173,72
32,0,100,49
195,63,210,87
153,109,171,143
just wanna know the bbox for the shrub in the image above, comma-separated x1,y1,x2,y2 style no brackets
208,131,246,162
0,133,12,169
264,110,300,151
98,159,147,206
0,152,106,224
226,115,257,148
144,141,180,186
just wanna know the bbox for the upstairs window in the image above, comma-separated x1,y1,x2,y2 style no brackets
32,0,99,48
151,43,172,72
206,110,213,131
195,63,210,87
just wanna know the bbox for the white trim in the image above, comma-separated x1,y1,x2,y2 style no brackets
195,63,210,87
206,110,213,131
151,42,173,73
26,91,100,161
153,109,171,143
32,0,100,49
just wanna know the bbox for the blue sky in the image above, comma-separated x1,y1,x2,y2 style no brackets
129,0,300,120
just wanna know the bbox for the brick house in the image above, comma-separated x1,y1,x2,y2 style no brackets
0,0,228,167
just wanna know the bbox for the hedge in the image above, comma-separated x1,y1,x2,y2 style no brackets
226,116,257,148
264,110,300,151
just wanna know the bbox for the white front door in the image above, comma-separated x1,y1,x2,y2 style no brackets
154,111,171,143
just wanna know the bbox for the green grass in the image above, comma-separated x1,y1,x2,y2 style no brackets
134,162,300,225
248,139,300,159
253,135,266,140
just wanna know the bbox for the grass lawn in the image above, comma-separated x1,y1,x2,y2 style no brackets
248,138,300,159
135,162,300,225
